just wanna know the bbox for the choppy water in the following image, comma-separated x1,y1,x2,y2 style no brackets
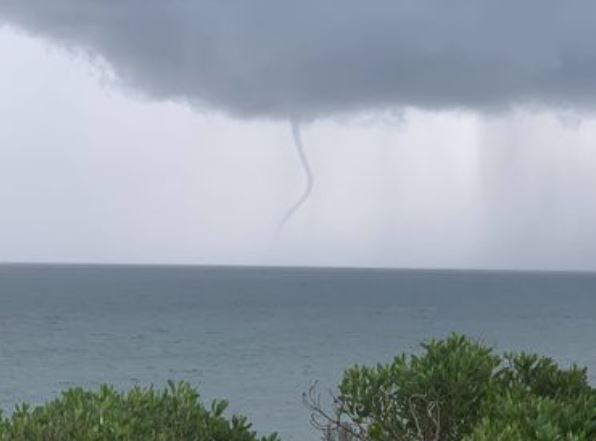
0,264,595,440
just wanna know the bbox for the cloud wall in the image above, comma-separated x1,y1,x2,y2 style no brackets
2,1,596,118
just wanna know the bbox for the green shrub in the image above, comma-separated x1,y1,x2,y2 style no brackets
0,381,280,441
465,392,596,441
306,334,596,441
1,335,593,441
337,335,499,441
496,352,593,400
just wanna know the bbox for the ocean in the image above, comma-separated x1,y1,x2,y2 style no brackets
0,264,595,440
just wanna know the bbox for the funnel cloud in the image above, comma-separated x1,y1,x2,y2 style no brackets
2,1,596,119
276,121,314,237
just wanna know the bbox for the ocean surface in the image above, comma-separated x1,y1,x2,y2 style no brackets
0,264,595,440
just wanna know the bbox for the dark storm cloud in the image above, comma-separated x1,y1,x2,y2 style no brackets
2,1,596,119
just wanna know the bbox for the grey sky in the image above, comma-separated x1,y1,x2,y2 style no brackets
2,1,596,118
1,4,596,271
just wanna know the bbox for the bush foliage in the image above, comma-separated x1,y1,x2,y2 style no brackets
0,335,593,441
305,334,596,441
0,381,280,441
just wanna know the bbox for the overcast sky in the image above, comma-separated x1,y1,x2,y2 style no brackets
2,3,596,270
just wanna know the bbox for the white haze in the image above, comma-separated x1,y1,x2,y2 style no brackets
1,27,596,270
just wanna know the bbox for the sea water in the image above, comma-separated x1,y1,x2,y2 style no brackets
0,264,595,440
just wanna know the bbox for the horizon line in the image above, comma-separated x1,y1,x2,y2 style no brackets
1,261,595,276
